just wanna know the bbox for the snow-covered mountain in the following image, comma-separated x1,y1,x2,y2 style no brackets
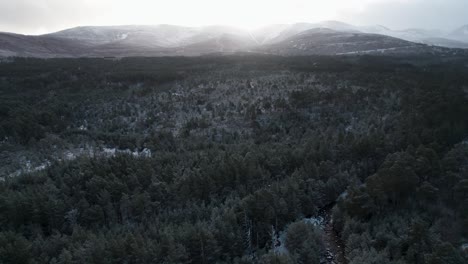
252,21,468,49
419,37,468,49
0,25,260,57
252,21,359,44
257,28,425,56
48,25,255,48
363,27,428,40
1,22,467,57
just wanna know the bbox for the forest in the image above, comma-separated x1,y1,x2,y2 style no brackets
0,54,467,264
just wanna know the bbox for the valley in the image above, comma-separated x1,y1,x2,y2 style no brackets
0,55,467,263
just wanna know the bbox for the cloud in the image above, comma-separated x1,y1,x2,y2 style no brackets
0,0,107,34
0,0,467,34
340,0,468,30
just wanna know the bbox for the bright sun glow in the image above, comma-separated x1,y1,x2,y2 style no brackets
40,0,395,31
88,0,374,29
1,0,426,34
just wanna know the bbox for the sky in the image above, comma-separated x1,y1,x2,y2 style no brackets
0,0,467,35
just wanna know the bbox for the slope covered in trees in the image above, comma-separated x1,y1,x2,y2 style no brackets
0,55,467,263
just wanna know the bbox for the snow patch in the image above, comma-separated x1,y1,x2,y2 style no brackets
336,46,409,55
304,216,325,228
9,160,51,177
339,190,349,200
102,148,152,158
273,215,326,256
461,243,468,251
274,231,289,255
120,33,128,40
7,147,153,178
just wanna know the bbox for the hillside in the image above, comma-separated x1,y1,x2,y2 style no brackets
0,32,90,57
258,28,424,55
2,23,468,57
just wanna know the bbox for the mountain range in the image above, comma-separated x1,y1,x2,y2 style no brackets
1,21,468,57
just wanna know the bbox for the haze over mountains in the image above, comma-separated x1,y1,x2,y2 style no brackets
1,21,468,58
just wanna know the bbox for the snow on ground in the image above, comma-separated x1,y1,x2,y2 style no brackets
119,33,128,40
274,231,289,255
273,215,326,256
462,243,468,251
6,147,153,178
304,216,326,228
9,161,51,177
102,148,152,158
339,191,349,200
336,46,409,55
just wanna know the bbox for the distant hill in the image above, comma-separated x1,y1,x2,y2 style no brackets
1,22,468,57
0,32,90,57
252,21,359,44
254,22,468,49
420,37,468,49
258,28,426,56
1,25,259,57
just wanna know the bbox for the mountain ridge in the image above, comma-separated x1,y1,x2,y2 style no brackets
1,22,468,57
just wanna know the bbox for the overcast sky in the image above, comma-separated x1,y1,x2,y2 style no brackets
1,0,467,35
